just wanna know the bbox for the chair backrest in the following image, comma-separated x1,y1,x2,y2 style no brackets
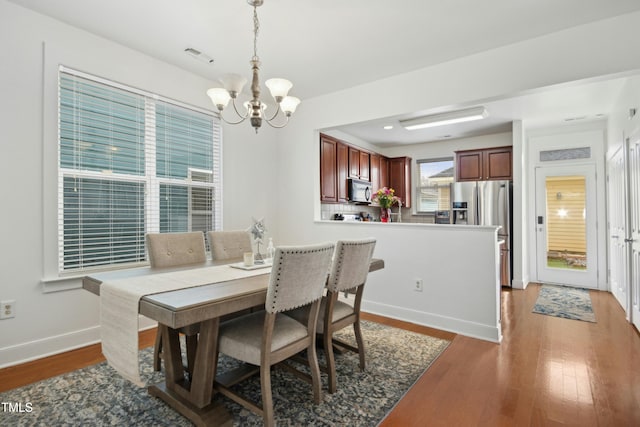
327,238,376,293
266,242,335,313
208,230,253,260
146,232,207,268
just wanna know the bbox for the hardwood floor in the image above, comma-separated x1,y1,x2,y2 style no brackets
380,284,640,427
2,284,639,426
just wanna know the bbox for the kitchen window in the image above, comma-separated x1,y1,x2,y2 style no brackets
58,67,221,272
416,158,454,213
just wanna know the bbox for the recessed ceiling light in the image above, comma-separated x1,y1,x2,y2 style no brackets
383,125,393,130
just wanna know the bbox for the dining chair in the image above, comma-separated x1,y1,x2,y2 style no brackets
214,242,335,427
145,231,207,372
288,238,376,393
207,230,253,260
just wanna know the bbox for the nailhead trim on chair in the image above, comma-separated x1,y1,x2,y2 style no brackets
269,245,335,313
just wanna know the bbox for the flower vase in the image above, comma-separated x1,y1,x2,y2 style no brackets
380,207,391,223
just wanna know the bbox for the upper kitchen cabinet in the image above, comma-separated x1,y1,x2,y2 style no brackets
379,156,390,189
320,134,349,203
455,146,512,181
370,153,381,191
389,156,412,208
348,146,370,181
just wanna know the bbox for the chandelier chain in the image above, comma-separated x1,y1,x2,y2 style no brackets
252,5,260,62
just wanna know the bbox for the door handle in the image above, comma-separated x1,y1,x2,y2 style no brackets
625,238,636,243
611,235,619,239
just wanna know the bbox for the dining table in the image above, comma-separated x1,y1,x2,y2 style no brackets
83,257,384,427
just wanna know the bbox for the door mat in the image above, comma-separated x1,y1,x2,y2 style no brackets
532,284,596,322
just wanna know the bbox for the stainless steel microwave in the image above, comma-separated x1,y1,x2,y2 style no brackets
348,178,372,204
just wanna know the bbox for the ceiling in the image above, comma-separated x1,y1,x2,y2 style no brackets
10,0,640,146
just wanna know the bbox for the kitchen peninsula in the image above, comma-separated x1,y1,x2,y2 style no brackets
312,218,503,343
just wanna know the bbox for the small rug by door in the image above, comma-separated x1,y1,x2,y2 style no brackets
0,321,450,426
532,284,596,322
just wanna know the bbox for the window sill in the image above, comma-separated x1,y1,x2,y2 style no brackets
41,275,85,293
41,262,151,293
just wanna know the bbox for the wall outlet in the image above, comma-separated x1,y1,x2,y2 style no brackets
1,300,16,319
414,279,423,292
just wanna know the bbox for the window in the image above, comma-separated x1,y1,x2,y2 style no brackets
58,67,221,272
417,158,454,213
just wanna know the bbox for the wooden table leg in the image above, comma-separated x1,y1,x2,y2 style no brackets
148,320,232,426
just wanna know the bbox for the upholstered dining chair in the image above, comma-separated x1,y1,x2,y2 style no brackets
207,230,252,260
288,238,376,393
214,242,335,427
145,231,207,372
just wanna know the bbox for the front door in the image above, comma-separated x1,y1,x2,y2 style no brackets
535,164,598,288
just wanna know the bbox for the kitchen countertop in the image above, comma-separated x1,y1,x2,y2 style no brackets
315,219,501,232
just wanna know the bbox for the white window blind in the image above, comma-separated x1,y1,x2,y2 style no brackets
58,67,222,273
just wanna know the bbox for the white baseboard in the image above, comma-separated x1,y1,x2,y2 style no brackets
0,316,157,369
363,300,502,343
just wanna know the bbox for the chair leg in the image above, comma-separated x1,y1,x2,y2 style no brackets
353,320,366,371
153,329,162,371
323,329,337,394
309,336,324,402
260,364,274,427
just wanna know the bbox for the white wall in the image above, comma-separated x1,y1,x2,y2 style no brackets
0,1,276,367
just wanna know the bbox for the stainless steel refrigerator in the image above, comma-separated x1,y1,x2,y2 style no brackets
452,180,513,287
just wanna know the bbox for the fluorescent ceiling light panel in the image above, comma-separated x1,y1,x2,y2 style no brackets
400,106,488,130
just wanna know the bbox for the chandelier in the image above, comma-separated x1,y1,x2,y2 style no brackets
206,0,300,133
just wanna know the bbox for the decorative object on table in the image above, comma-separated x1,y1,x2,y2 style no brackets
265,237,275,263
373,187,400,223
247,217,267,261
206,0,300,133
0,321,450,426
532,284,596,322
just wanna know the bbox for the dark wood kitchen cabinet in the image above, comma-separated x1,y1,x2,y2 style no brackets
455,146,512,181
370,153,380,191
379,156,390,189
320,134,349,203
389,156,412,208
336,142,349,202
348,147,370,180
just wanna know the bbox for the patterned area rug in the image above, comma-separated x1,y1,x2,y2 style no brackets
0,321,450,426
532,284,596,322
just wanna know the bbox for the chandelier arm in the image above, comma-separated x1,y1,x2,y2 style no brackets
264,102,283,122
218,113,248,126
264,114,290,129
230,97,250,120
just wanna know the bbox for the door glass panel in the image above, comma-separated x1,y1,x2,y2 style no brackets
545,176,587,270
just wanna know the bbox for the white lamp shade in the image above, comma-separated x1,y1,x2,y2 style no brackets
265,78,293,99
206,88,231,108
280,96,301,114
219,74,247,95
